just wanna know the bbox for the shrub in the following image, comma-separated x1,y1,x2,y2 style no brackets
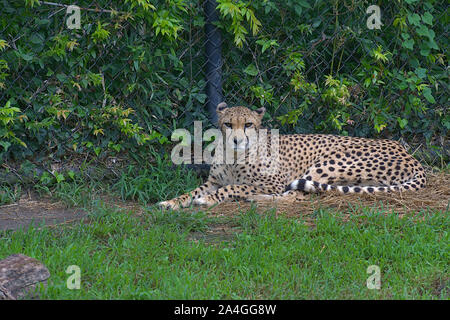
0,0,447,163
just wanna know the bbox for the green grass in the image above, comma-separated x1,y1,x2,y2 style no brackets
0,184,21,205
40,156,202,207
0,204,448,299
0,159,448,299
112,155,202,205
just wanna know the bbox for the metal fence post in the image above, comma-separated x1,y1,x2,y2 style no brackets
204,0,223,125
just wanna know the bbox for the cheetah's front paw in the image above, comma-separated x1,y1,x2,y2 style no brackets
157,200,180,210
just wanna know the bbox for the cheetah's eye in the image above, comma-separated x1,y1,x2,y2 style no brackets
223,122,232,128
245,123,253,128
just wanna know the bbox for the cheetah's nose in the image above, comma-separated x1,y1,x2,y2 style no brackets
233,137,238,145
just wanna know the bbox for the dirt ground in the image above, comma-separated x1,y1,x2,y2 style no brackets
0,171,448,232
0,195,88,232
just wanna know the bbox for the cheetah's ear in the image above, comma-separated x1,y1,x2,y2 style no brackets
255,107,266,116
216,102,228,113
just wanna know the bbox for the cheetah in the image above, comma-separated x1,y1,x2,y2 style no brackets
158,103,426,209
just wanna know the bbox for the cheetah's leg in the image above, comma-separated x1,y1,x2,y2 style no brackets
247,190,308,202
193,185,283,207
157,179,219,210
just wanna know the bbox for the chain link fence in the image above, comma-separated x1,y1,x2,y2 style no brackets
0,0,448,164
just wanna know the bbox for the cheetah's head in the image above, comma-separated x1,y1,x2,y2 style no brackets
216,102,265,151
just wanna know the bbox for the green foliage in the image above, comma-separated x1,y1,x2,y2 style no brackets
220,0,447,161
113,155,202,204
0,0,195,161
0,184,21,205
0,206,448,299
0,100,27,153
91,22,111,44
0,0,448,163
217,0,262,47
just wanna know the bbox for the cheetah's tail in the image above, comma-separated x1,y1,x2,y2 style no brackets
285,174,426,195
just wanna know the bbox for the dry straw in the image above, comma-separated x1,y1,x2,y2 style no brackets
208,170,450,218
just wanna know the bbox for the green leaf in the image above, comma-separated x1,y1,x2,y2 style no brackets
443,119,450,130
422,87,435,103
30,34,43,44
415,67,427,79
67,170,75,180
407,13,421,26
427,39,439,50
36,19,50,25
312,18,321,28
421,12,433,25
243,64,258,76
194,93,207,104
193,16,205,27
416,25,434,40
0,141,11,151
56,73,67,82
402,38,414,50
298,0,311,8
54,172,65,183
420,48,430,56
397,118,408,129
20,52,34,61
256,39,279,53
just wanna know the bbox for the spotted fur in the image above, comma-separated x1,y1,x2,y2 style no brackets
158,104,426,209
